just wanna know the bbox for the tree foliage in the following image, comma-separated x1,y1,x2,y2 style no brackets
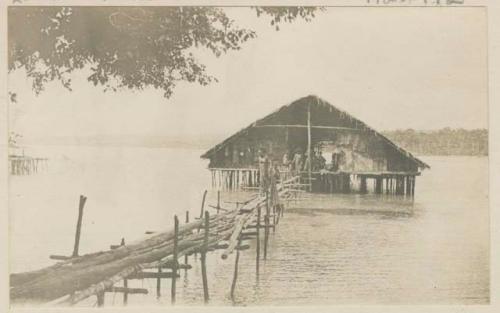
382,128,488,156
8,6,320,98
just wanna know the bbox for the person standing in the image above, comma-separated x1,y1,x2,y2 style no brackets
258,148,270,194
282,151,290,168
292,149,303,176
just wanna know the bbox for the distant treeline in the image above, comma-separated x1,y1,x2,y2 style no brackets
382,128,488,156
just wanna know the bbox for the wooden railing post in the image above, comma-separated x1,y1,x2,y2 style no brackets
199,190,208,219
171,215,179,304
72,195,87,257
256,205,261,274
184,211,189,266
121,238,128,305
201,211,210,303
217,190,221,214
123,276,128,305
264,191,269,260
156,265,162,297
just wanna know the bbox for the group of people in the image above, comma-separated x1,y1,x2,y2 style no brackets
281,148,345,174
257,146,347,193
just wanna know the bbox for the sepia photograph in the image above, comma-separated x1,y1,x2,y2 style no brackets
3,0,495,310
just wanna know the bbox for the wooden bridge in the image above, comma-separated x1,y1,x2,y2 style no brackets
9,176,300,307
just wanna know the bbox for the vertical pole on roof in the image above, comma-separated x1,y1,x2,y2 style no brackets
307,102,312,192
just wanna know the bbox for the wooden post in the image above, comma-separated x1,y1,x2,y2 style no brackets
156,265,162,297
307,103,312,192
122,238,128,305
201,211,210,303
264,214,270,260
375,177,382,194
72,195,87,257
360,176,367,194
184,211,189,266
230,238,241,300
272,204,276,233
264,192,270,260
123,276,128,305
256,205,261,274
199,190,208,219
171,215,179,304
217,190,221,214
397,177,403,195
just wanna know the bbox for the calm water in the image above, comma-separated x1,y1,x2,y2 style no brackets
9,146,489,306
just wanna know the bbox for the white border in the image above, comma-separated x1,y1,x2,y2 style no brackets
1,1,497,313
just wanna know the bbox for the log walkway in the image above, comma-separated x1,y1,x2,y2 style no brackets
9,176,300,306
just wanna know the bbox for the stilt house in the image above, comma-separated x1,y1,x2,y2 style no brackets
201,95,429,195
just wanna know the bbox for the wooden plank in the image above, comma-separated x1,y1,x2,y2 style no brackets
128,271,179,280
107,286,148,295
49,255,72,261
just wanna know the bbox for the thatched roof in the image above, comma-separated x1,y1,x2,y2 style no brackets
201,95,430,170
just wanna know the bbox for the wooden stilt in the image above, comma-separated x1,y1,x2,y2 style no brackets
72,195,87,257
360,176,367,194
375,177,382,194
201,211,210,303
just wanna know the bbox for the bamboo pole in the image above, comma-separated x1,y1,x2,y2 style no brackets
72,195,87,257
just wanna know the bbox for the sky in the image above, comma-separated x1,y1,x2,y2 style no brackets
8,6,488,142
